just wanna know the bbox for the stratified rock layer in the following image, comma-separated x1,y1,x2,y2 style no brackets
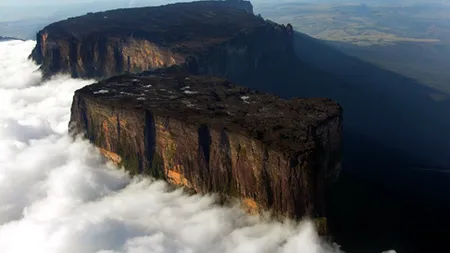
69,72,343,221
30,1,293,79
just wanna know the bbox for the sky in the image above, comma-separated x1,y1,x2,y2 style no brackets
1,0,181,7
0,39,354,253
1,0,108,6
0,0,184,22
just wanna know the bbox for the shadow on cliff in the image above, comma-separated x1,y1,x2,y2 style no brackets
224,31,450,252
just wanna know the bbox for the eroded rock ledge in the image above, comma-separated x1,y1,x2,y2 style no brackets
69,72,342,225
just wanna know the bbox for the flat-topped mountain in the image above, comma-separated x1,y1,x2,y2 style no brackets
69,72,342,225
30,0,284,79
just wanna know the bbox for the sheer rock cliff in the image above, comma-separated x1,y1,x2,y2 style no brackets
69,72,343,228
30,0,292,80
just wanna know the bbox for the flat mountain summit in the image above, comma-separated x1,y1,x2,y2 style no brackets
37,1,258,43
76,72,342,153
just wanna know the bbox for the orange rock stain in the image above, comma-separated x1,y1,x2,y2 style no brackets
167,166,192,188
99,148,122,165
241,197,260,215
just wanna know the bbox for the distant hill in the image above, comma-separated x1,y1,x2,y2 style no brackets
0,36,23,41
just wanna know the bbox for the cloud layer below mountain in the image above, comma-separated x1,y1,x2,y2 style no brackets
0,40,344,253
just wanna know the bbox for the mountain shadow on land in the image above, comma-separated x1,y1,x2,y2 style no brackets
288,31,450,253
226,29,450,252
291,31,450,169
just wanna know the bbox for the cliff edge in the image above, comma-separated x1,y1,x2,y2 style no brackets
30,0,290,79
69,72,343,224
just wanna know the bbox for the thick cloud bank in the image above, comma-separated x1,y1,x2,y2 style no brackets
0,40,348,253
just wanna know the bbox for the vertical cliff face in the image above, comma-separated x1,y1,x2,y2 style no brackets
31,32,186,78
69,73,342,222
185,22,295,81
29,1,291,80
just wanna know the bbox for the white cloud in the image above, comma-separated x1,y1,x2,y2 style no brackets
0,39,380,253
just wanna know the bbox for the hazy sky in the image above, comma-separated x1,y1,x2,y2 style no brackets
0,0,289,7
2,0,196,6
1,0,108,5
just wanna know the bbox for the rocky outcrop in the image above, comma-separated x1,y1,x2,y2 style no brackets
30,0,291,79
69,72,343,224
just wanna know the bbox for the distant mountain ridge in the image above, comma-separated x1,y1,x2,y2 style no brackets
0,36,23,41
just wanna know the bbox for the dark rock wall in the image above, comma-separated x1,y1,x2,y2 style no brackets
30,15,292,80
70,92,342,221
187,23,295,83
